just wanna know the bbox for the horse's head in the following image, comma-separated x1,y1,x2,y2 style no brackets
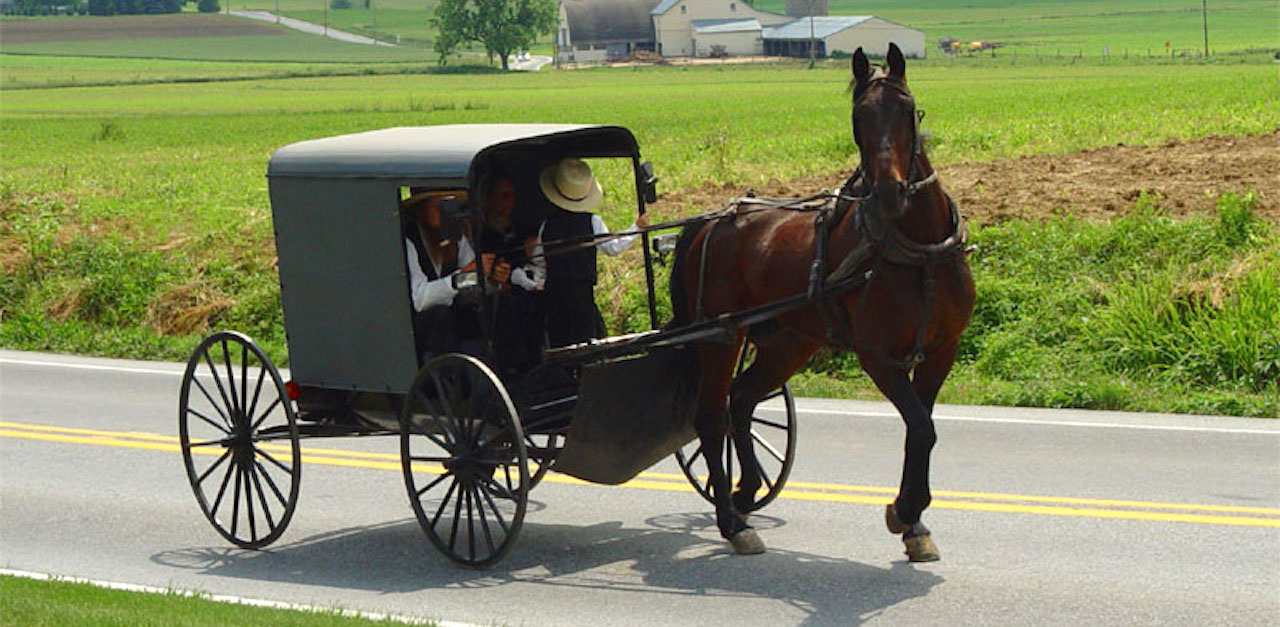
850,44,920,218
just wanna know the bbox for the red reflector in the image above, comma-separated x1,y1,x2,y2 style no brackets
285,381,301,401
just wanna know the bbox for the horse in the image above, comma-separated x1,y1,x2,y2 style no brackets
668,44,975,562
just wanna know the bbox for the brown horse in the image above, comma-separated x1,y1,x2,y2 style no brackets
668,44,975,561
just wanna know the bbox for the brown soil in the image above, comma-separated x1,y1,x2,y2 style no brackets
0,15,283,44
656,131,1279,223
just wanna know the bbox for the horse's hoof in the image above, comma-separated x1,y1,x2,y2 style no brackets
885,504,909,534
903,533,941,562
730,529,766,555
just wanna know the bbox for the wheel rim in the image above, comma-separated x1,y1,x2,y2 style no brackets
674,343,798,512
402,354,528,568
179,331,300,549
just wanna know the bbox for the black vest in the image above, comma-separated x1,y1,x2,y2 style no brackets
542,210,597,287
406,224,457,282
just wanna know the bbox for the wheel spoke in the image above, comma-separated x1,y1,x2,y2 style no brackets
430,478,459,529
192,377,231,427
762,388,785,402
476,480,510,534
196,449,232,485
477,473,517,501
253,459,289,506
248,463,276,531
209,460,236,516
247,363,268,421
408,455,452,464
751,416,789,431
221,339,241,416
250,397,282,433
242,466,258,543
759,463,775,492
465,485,476,562
448,480,465,552
202,351,236,424
252,445,293,474
230,463,243,538
430,371,468,447
415,472,450,499
413,390,457,449
187,437,230,449
239,343,250,417
752,429,786,463
471,484,496,558
683,445,704,472
187,408,230,435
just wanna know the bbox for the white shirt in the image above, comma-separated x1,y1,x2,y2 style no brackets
534,214,641,258
405,235,476,311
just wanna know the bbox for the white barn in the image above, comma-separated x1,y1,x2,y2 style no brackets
555,0,926,62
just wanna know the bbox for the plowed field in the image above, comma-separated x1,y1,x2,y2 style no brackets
664,131,1279,223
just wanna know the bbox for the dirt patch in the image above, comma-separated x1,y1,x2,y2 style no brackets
656,131,1279,223
0,15,283,44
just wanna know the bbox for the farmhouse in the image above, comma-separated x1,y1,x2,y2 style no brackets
555,0,925,62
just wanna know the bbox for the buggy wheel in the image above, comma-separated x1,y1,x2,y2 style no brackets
674,343,798,513
401,354,529,568
179,331,300,549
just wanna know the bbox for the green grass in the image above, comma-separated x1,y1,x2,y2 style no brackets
2,30,436,62
757,0,1279,56
0,574,424,626
1,57,1277,416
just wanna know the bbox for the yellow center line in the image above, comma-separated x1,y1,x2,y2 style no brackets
4,420,1278,528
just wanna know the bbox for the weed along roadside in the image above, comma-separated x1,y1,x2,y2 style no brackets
1,13,1277,418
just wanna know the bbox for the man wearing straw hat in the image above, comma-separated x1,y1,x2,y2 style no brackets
536,157,648,347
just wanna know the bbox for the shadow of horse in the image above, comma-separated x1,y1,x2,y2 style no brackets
153,505,940,625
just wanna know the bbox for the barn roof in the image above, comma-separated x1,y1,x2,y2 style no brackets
763,15,875,40
563,0,663,44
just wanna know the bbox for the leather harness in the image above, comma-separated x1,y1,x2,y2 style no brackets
806,78,970,371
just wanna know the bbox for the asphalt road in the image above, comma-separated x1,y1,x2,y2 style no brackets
2,349,1277,625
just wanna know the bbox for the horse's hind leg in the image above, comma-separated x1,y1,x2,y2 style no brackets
692,336,764,554
728,330,817,515
862,357,941,562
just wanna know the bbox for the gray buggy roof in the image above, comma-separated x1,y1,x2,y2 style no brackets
267,124,641,181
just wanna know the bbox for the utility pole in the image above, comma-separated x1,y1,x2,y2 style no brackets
1201,0,1209,57
808,15,815,68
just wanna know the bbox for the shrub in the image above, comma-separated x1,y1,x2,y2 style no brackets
330,0,351,8
196,0,219,13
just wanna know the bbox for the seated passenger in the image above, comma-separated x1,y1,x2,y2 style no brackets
534,158,649,347
477,176,544,376
402,190,508,362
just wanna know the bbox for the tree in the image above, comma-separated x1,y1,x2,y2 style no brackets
432,0,557,70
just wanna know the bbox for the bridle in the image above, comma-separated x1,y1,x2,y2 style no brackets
842,76,937,206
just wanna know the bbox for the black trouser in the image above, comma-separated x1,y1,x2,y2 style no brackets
543,283,605,348
489,289,544,376
412,301,481,363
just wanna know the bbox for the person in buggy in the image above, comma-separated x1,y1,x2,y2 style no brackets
401,189,510,362
534,158,648,347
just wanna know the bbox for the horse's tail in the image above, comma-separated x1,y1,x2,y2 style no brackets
665,221,705,330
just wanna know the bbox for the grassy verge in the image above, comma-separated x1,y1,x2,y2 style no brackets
0,574,424,626
791,192,1280,417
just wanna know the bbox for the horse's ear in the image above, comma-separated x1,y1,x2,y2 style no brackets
852,47,871,87
887,43,906,80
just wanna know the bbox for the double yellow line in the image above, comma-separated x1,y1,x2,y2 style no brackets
4,419,1279,529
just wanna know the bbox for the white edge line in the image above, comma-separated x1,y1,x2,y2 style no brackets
0,568,479,627
758,407,1280,436
5,357,1274,436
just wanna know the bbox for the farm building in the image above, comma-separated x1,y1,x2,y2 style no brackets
556,0,925,62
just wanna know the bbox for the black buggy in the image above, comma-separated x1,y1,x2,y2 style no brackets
177,124,799,567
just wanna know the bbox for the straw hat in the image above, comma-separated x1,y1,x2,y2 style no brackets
539,158,602,212
400,189,468,210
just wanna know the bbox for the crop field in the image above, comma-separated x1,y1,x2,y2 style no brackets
0,14,433,62
1,5,1277,416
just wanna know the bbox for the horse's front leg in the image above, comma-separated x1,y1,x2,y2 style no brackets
863,357,940,562
693,340,764,555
